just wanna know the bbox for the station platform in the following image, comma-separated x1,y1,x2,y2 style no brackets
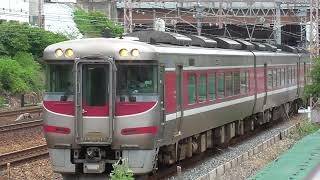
250,129,320,180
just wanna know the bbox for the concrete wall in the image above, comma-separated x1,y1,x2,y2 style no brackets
77,0,117,21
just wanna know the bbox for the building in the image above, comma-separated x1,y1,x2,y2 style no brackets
0,0,29,23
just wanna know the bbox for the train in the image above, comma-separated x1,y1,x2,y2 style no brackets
42,31,310,179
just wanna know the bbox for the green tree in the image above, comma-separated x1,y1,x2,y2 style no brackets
0,21,68,58
28,27,67,58
74,9,124,38
305,58,320,97
0,22,30,56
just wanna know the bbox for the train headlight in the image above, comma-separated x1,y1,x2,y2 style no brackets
119,48,129,57
65,48,74,57
55,49,63,57
131,49,140,57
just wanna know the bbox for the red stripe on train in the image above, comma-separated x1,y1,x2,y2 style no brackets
43,124,71,134
43,101,156,116
121,126,158,135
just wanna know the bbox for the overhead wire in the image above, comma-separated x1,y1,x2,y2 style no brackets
0,2,306,40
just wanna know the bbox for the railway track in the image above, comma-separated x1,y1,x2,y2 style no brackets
0,120,43,133
0,145,48,168
0,106,42,117
149,117,302,180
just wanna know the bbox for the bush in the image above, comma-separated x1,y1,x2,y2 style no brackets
0,21,67,95
13,52,43,91
110,159,134,180
0,55,43,94
0,96,5,107
74,9,124,38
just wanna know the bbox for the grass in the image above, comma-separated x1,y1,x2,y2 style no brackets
289,118,320,140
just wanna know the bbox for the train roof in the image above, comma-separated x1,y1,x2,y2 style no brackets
42,31,309,64
153,43,299,57
127,31,308,54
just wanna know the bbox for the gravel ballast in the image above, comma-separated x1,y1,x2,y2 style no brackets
169,115,304,180
0,115,304,180
219,138,296,180
0,127,46,154
0,158,61,180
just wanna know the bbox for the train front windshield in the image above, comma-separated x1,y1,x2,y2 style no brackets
117,64,158,102
44,63,158,103
45,64,74,101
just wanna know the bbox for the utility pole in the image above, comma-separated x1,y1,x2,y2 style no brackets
38,0,44,28
194,0,205,36
274,1,282,45
218,1,223,29
309,0,319,59
124,0,133,33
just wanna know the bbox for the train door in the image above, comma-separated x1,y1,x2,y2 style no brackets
174,64,183,137
158,64,166,140
75,58,116,145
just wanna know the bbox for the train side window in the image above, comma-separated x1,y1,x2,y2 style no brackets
277,69,281,87
188,74,197,104
198,74,207,102
234,72,240,95
208,74,216,100
267,69,273,90
292,67,296,84
226,72,232,97
288,67,292,84
247,71,250,93
285,67,290,85
217,73,225,98
281,68,285,86
273,69,277,88
240,71,247,95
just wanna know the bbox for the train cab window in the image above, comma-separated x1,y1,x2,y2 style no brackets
209,74,216,100
267,69,273,90
117,64,158,102
234,72,240,95
45,64,74,101
240,71,248,95
226,72,232,97
82,65,108,106
198,74,207,102
217,73,225,98
188,74,197,104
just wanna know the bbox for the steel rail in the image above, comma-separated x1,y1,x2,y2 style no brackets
0,120,43,133
0,106,42,117
0,145,48,168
